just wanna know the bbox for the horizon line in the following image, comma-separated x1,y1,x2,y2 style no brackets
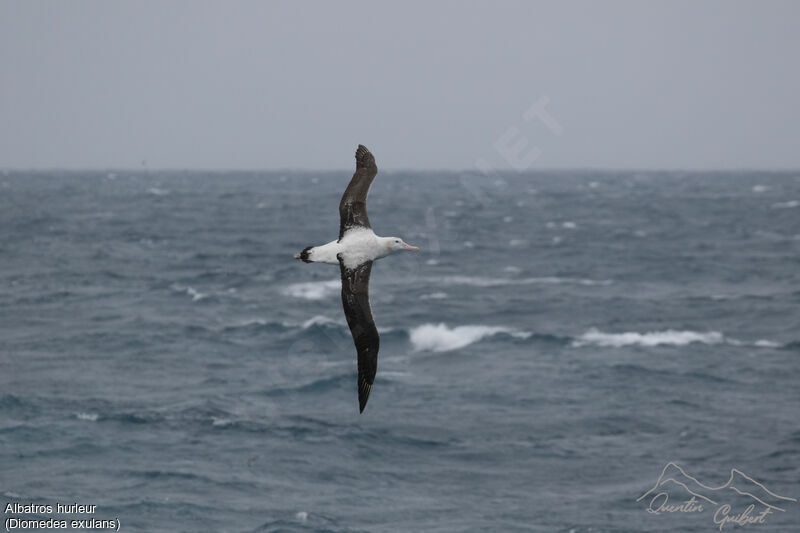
3,166,800,174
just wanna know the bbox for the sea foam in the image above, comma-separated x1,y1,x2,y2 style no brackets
409,323,531,352
282,280,340,300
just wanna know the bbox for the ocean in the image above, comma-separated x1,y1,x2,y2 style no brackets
1,170,798,532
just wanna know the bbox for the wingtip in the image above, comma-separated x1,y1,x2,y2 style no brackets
358,380,373,413
355,144,373,165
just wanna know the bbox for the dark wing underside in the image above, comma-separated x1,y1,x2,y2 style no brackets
337,255,379,413
338,145,378,241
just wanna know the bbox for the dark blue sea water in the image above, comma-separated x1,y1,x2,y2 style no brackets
1,170,799,532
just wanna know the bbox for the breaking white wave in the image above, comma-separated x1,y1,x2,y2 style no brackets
439,275,612,288
146,187,170,196
409,323,531,352
573,328,724,347
282,279,340,300
76,412,98,421
573,328,784,349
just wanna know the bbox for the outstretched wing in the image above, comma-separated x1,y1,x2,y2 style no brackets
338,144,378,241
337,254,379,413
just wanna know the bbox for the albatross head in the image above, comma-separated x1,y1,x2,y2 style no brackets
385,237,419,253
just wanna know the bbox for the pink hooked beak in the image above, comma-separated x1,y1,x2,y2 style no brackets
402,242,420,251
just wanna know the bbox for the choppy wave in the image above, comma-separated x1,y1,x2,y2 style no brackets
7,170,800,533
439,275,612,288
409,323,531,352
171,284,208,301
220,318,290,334
771,200,799,209
299,315,344,329
222,315,346,334
224,317,572,352
279,275,612,300
419,292,448,300
281,279,340,300
752,339,782,348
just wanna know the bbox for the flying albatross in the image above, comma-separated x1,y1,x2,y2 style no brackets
294,145,419,413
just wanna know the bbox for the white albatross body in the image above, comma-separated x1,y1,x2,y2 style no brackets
293,144,418,413
301,228,397,269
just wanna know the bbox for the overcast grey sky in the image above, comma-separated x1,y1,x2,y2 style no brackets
1,1,798,170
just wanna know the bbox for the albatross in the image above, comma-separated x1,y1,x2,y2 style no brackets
294,145,419,413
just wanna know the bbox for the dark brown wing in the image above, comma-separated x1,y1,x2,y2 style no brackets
338,144,378,241
337,254,379,413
